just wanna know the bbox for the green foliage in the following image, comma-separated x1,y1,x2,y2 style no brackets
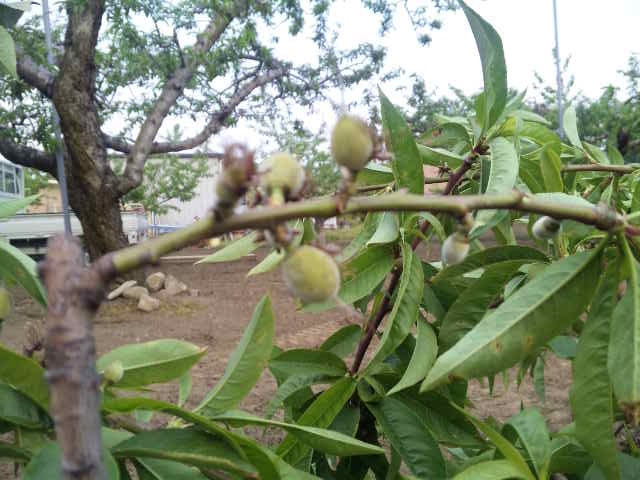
5,4,640,479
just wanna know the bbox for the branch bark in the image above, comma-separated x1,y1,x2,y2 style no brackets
93,190,624,280
107,65,285,161
15,45,55,98
40,235,108,480
118,2,249,194
0,135,58,176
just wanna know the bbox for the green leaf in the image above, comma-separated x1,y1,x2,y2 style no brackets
417,144,464,169
533,191,594,208
609,238,640,404
275,377,358,466
387,318,437,395
503,408,551,478
452,404,535,480
213,409,383,458
366,396,446,478
319,324,361,358
585,452,640,480
563,106,582,150
540,146,564,192
379,89,424,194
422,244,604,391
474,138,519,230
459,0,507,133
23,442,119,480
366,212,399,246
570,262,620,480
547,335,577,359
404,211,446,242
421,122,471,150
533,356,545,403
511,110,551,126
101,397,246,458
195,295,273,416
195,231,261,264
177,372,191,408
355,164,394,186
0,383,50,428
0,440,31,461
96,339,207,389
264,373,334,419
433,245,548,285
607,143,624,165
501,119,562,148
0,25,16,78
0,240,47,306
363,244,423,374
0,194,40,219
269,349,347,381
112,428,256,478
453,459,531,479
0,2,30,29
0,344,48,410
134,458,207,480
248,249,286,276
439,260,525,350
335,213,381,263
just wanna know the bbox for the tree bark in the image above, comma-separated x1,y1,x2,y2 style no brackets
50,0,129,260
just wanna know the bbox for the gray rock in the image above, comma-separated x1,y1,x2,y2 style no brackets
162,274,188,297
122,285,149,300
107,280,137,300
138,294,161,312
146,272,166,292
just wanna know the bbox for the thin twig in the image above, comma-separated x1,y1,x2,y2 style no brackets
562,163,640,174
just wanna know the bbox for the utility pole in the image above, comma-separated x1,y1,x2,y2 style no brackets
552,0,564,137
42,0,71,234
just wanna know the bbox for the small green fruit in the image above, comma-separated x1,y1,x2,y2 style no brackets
441,232,469,266
281,246,340,303
103,360,124,384
259,152,305,198
0,288,11,320
532,216,561,240
331,115,374,172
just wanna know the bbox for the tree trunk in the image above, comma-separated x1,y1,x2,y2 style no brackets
66,174,128,260
49,0,131,260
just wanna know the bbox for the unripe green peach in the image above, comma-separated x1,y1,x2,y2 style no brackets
0,288,11,320
281,246,340,303
441,231,469,266
331,115,374,172
532,216,561,240
259,152,305,198
103,360,124,384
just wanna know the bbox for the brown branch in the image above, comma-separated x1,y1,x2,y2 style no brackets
108,66,285,163
0,135,58,176
39,235,109,480
108,152,224,160
15,45,55,98
118,2,251,194
349,151,478,374
562,164,640,174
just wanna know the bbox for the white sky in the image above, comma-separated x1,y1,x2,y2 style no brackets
222,0,640,149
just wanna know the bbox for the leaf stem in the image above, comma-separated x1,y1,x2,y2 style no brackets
562,164,640,174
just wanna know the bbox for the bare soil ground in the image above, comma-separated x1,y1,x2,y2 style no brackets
0,244,572,477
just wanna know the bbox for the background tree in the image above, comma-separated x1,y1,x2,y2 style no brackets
0,0,454,259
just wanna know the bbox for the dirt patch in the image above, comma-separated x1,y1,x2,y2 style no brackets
0,245,572,474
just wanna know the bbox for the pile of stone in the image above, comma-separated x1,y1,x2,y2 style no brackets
107,272,193,312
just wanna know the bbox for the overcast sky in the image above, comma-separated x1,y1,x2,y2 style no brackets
380,0,640,100
222,0,640,149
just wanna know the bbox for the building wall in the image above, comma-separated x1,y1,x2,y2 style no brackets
155,161,223,226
